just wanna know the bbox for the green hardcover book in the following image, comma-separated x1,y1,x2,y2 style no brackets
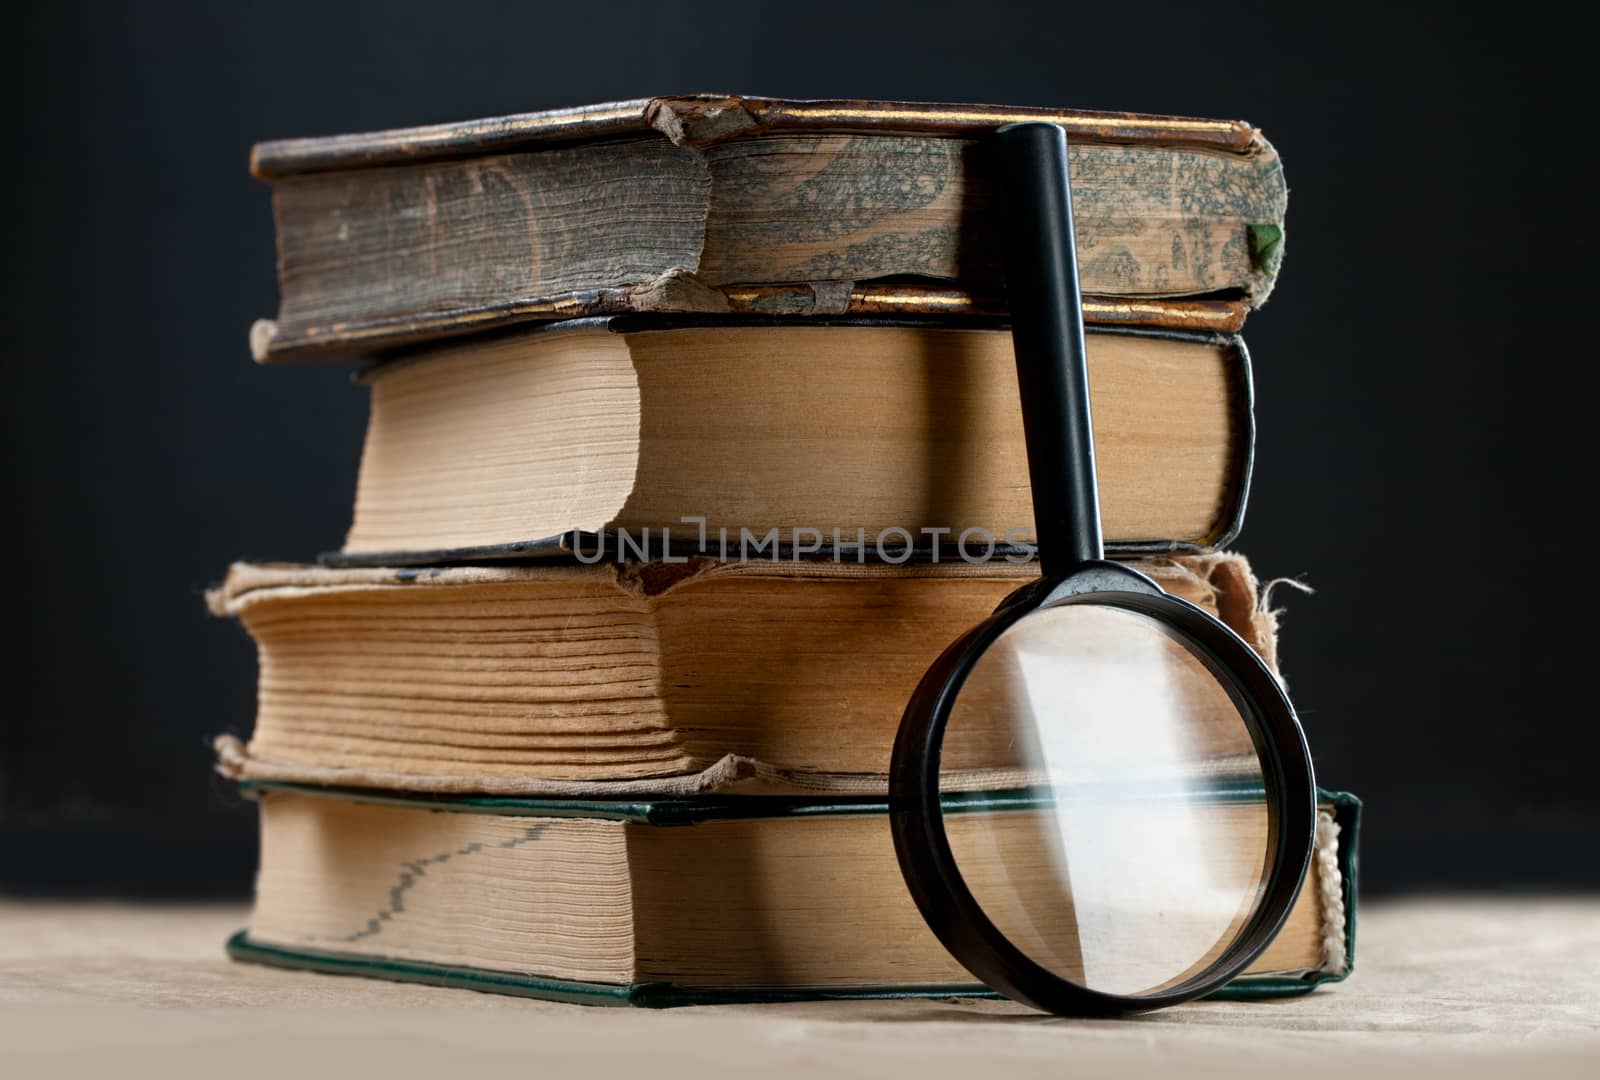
227,782,1358,1007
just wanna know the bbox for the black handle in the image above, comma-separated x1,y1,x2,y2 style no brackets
995,122,1103,574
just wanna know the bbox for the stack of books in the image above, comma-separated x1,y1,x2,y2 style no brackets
213,95,1358,1006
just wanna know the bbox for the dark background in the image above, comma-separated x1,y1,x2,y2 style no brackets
5,0,1590,894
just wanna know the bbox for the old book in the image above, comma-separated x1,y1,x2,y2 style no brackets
249,95,1285,360
228,783,1359,1004
210,552,1281,793
328,319,1253,563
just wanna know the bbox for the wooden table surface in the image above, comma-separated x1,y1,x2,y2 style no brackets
2,896,1596,1078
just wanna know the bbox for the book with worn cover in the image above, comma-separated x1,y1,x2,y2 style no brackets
318,318,1254,563
210,552,1283,794
248,95,1285,360
227,782,1358,1006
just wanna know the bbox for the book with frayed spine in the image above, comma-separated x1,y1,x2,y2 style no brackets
248,95,1284,360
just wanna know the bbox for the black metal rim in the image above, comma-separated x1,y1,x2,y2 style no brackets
889,562,1317,1016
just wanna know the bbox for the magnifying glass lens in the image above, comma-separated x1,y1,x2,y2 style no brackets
938,602,1275,998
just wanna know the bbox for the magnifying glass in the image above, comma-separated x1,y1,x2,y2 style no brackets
889,122,1317,1016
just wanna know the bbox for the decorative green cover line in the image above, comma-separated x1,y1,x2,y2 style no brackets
226,932,999,1008
237,776,1285,826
